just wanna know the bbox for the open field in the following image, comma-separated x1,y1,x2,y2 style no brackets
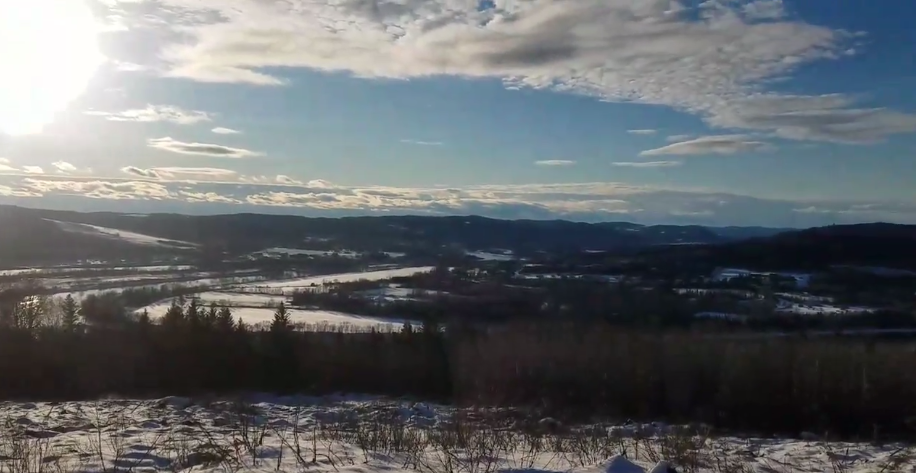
3,395,914,473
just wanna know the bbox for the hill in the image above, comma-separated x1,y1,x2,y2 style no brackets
0,205,781,267
641,223,916,271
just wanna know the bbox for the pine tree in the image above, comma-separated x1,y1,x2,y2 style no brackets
162,300,185,327
138,309,151,327
61,294,81,331
217,306,235,332
205,303,219,327
271,302,292,333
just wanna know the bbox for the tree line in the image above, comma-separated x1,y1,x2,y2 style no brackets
1,290,916,439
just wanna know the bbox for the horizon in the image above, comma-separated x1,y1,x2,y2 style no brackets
6,202,904,231
2,0,915,227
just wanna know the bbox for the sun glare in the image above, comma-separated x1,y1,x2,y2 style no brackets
0,0,104,135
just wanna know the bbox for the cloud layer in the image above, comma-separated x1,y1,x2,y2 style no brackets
99,0,916,143
640,135,772,156
3,174,915,227
86,105,212,124
147,137,263,158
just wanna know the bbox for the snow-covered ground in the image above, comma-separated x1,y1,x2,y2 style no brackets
235,267,436,295
466,250,516,261
2,396,912,473
47,219,199,249
712,268,812,288
776,299,879,316
694,312,747,322
0,265,196,276
357,286,450,302
136,300,413,331
251,247,362,258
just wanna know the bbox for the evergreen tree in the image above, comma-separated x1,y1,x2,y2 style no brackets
137,309,151,327
162,300,185,327
271,302,292,333
205,303,219,327
61,294,81,331
217,306,235,332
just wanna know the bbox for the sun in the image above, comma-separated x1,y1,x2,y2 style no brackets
0,0,104,135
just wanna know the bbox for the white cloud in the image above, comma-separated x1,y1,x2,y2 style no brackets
22,166,44,174
742,0,786,20
97,0,916,143
627,129,657,135
52,161,79,173
147,137,263,158
612,161,682,167
121,166,161,179
21,178,172,200
535,160,576,166
180,191,241,204
401,139,444,146
86,105,212,125
666,134,694,142
640,135,772,156
4,174,916,226
212,127,242,134
121,166,237,179
0,158,10,164
276,175,303,185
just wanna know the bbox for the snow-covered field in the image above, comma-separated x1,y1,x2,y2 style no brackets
467,250,516,261
776,299,879,315
235,267,436,295
358,286,450,302
2,396,912,473
48,219,199,249
251,247,362,259
712,268,812,288
136,299,413,330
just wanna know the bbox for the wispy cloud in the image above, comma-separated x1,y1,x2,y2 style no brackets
612,161,682,168
276,175,303,185
147,137,263,158
106,0,916,142
627,129,657,135
120,166,237,179
640,135,772,156
666,134,694,142
5,175,915,226
86,105,212,125
400,139,444,146
22,166,44,174
535,160,576,167
212,127,242,134
121,166,162,179
52,161,78,173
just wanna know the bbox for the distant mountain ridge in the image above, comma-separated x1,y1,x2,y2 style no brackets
643,222,916,271
0,205,791,267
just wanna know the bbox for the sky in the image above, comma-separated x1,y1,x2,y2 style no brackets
1,0,915,228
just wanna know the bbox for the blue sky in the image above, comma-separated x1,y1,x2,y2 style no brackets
1,0,915,227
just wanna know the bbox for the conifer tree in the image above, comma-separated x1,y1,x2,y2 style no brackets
61,294,81,331
271,302,292,333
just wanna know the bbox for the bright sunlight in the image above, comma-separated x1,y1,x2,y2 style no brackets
0,0,104,135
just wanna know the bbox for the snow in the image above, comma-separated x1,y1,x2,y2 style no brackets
47,219,198,249
252,247,361,258
136,302,414,331
694,312,747,322
358,286,450,302
1,395,912,473
236,267,436,294
712,267,811,288
467,250,516,261
776,299,879,316
0,265,196,277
